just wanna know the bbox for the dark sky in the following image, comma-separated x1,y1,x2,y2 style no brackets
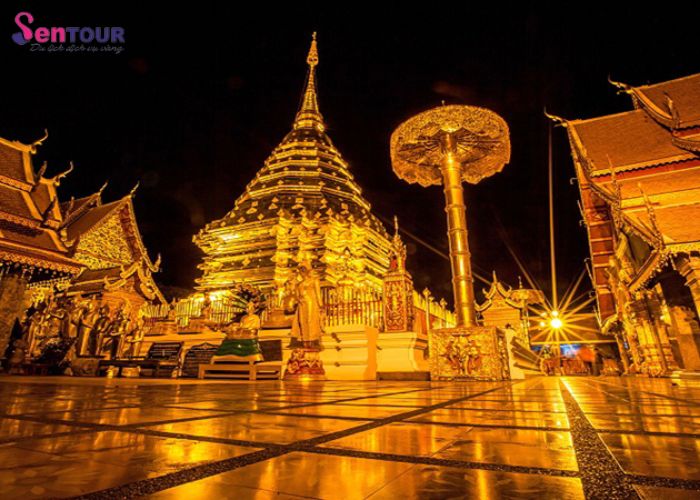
1,4,697,305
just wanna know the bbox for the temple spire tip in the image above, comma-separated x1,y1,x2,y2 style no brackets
294,33,324,131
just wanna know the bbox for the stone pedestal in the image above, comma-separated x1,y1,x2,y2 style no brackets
260,325,378,380
376,331,428,377
428,326,509,381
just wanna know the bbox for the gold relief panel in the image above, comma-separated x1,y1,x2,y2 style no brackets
429,326,508,381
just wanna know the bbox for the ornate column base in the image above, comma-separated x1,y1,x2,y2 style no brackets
284,348,326,380
428,326,509,381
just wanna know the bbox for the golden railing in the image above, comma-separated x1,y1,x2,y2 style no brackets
322,285,383,329
142,297,244,328
142,285,451,333
412,290,456,332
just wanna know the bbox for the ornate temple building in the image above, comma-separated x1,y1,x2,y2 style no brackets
57,186,165,310
0,134,83,358
194,34,393,296
139,35,460,380
555,73,700,376
0,131,164,366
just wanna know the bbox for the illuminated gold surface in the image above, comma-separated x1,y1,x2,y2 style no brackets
154,452,413,500
274,404,409,419
321,422,471,456
634,485,700,500
408,408,570,429
16,430,257,473
53,407,223,425
147,412,368,444
369,465,585,500
434,427,578,471
600,433,700,480
0,376,699,497
0,418,75,439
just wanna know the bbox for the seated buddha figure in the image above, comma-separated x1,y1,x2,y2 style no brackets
214,301,263,361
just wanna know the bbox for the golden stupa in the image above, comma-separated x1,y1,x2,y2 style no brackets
194,33,392,295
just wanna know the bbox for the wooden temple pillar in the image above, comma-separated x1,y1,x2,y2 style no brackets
0,269,29,359
629,292,678,375
612,327,631,373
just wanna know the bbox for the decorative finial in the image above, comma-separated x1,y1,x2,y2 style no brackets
52,161,74,186
492,270,498,283
544,108,568,127
393,215,399,236
31,129,49,151
518,276,523,289
129,181,140,197
637,182,664,248
294,33,324,131
307,32,319,68
608,76,632,94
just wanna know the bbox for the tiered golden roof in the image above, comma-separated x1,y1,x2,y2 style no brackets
195,34,392,293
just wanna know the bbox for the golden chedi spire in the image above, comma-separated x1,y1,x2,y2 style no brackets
294,32,325,132
194,34,392,294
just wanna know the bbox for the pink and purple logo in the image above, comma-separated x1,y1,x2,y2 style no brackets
12,12,125,48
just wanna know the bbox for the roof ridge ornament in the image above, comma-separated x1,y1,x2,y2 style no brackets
544,108,568,127
30,129,49,153
608,75,632,95
50,161,74,186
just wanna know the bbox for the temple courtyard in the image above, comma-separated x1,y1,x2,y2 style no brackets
0,376,698,499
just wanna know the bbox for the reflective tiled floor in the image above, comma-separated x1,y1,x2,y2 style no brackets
0,375,698,498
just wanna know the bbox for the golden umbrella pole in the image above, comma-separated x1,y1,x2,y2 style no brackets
440,133,476,327
390,105,511,328
391,105,511,380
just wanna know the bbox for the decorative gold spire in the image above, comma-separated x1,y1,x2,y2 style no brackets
293,32,325,131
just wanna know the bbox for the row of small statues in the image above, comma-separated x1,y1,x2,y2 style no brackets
10,294,145,368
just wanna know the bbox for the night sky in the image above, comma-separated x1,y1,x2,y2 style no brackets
2,5,697,305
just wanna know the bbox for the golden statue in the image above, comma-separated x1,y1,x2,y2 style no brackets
290,261,324,348
214,301,264,361
284,261,326,379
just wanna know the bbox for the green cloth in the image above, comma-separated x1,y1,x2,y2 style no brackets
216,338,262,358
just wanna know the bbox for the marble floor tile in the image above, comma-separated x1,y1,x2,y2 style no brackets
51,406,224,425
434,427,578,471
273,404,410,419
148,452,413,500
15,430,258,473
368,464,585,500
321,422,470,456
600,433,700,479
146,412,367,444
408,408,570,429
0,418,77,440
